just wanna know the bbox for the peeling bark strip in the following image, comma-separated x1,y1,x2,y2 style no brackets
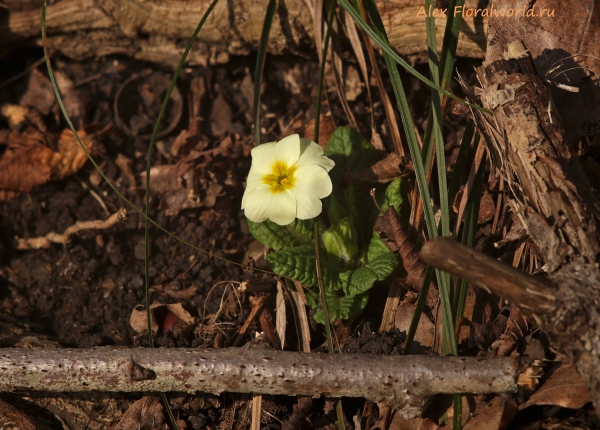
0,347,531,418
1,0,488,66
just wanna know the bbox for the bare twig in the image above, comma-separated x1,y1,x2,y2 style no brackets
0,347,538,419
16,208,127,249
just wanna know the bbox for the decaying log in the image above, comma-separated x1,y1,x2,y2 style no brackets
1,0,488,66
0,347,537,419
421,40,600,413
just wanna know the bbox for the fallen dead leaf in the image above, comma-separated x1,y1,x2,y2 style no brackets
394,298,435,354
130,303,195,334
0,398,37,430
0,127,93,201
463,396,519,430
347,152,405,184
521,364,592,410
110,396,167,430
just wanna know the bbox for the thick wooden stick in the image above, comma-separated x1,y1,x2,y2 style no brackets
0,347,534,418
419,237,555,313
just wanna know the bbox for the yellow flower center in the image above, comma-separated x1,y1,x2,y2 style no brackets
262,160,296,194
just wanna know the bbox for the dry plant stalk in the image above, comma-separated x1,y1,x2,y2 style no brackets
16,208,127,249
0,347,538,419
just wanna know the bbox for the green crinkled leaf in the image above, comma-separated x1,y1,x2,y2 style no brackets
247,218,313,250
369,253,398,281
266,246,317,286
325,126,379,185
314,289,371,323
266,246,341,291
341,267,378,295
367,232,391,262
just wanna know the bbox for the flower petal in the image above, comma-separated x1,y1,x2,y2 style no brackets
296,138,335,172
249,141,279,174
267,190,297,225
273,134,302,167
242,185,273,222
294,164,333,199
291,188,322,220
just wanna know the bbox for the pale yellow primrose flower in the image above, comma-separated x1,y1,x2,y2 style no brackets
242,134,335,226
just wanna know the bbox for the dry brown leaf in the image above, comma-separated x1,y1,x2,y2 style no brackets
130,303,195,334
0,127,93,201
347,152,404,184
0,398,37,430
521,364,592,410
394,298,434,354
374,208,438,310
110,396,167,430
55,128,93,177
19,68,56,116
463,396,519,430
303,114,336,148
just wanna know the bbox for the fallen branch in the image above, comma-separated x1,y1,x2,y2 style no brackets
0,347,538,419
16,208,127,249
419,237,555,314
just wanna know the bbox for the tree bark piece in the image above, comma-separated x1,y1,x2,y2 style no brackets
2,0,488,66
0,347,534,419
433,39,600,413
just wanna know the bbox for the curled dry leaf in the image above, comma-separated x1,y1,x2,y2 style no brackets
0,398,37,430
374,207,438,308
521,364,592,410
0,127,93,201
463,396,519,430
347,152,405,185
110,396,167,430
130,303,195,334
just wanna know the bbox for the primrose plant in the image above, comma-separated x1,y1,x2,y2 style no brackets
244,127,401,323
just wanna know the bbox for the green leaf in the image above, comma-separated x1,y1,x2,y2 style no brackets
341,267,378,295
266,246,317,286
266,246,341,290
322,217,358,266
367,232,391,262
324,126,378,184
369,253,398,281
247,218,312,250
315,289,371,323
381,178,403,214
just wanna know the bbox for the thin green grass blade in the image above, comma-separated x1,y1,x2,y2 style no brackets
402,264,434,354
313,0,338,142
338,0,490,114
253,0,278,145
361,0,457,356
423,0,454,356
140,1,219,427
438,0,466,96
453,133,483,327
447,119,475,203
142,0,220,349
